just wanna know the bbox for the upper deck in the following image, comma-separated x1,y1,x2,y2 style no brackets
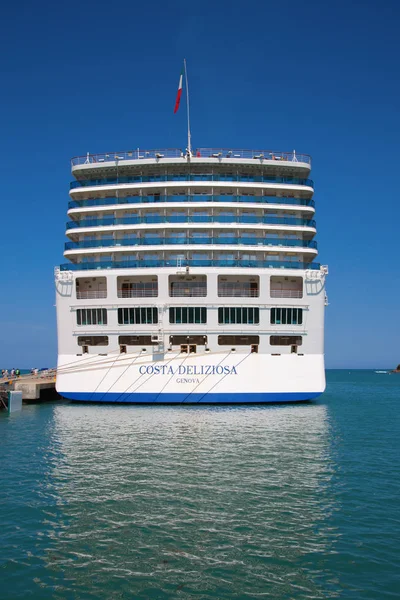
71,148,311,178
65,147,317,273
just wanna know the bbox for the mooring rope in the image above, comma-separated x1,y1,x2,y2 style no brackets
192,351,253,404
110,350,188,403
94,350,144,402
88,350,141,401
178,350,235,404
152,352,191,403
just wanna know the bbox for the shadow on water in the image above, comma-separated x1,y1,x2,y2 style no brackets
68,399,314,406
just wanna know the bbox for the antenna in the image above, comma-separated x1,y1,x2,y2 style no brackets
184,59,192,156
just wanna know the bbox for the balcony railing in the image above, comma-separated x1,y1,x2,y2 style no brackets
60,259,321,271
76,290,107,299
270,289,303,298
68,195,316,210
64,237,318,251
218,289,259,297
74,288,304,299
117,289,158,298
169,288,207,297
71,149,311,166
66,216,317,230
70,174,314,189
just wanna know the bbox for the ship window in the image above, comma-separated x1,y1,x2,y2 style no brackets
76,308,107,326
77,336,108,346
218,307,259,325
117,307,158,325
271,308,303,325
218,335,260,345
118,336,155,345
169,335,208,345
169,307,207,324
270,336,302,346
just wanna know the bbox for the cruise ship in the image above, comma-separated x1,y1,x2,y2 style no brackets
55,147,328,403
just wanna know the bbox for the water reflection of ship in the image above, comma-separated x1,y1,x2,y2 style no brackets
42,403,339,597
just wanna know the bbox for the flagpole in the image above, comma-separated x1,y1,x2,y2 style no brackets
184,58,192,156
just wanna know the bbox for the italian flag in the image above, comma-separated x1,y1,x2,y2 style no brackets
174,67,184,113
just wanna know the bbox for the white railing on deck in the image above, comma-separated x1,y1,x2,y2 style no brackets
72,149,183,166
270,289,303,298
218,289,259,297
71,149,311,166
76,290,107,299
196,149,310,163
169,289,207,297
117,289,158,298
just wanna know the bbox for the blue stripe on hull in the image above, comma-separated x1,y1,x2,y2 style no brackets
59,391,323,403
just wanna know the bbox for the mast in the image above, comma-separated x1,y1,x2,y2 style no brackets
184,58,192,156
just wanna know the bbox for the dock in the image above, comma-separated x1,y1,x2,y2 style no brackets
1,370,58,401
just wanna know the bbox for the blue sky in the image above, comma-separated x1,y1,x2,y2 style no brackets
0,0,399,369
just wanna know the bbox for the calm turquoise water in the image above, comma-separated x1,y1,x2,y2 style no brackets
1,370,399,599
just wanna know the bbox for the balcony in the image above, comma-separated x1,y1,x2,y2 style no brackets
64,237,317,252
169,276,207,297
117,276,158,298
60,259,321,271
71,148,311,167
270,275,303,298
75,276,107,299
66,215,317,230
70,174,314,189
217,275,259,297
68,195,316,210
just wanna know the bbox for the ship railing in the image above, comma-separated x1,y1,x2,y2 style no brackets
217,289,259,297
64,238,318,251
66,216,317,230
68,195,316,210
195,149,311,164
117,289,158,298
70,175,314,189
76,290,107,299
60,259,321,272
169,289,207,297
71,149,184,166
270,290,303,298
71,149,311,166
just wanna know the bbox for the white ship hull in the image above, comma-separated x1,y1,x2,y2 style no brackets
56,352,326,403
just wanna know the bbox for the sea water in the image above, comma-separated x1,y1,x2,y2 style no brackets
0,370,399,599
